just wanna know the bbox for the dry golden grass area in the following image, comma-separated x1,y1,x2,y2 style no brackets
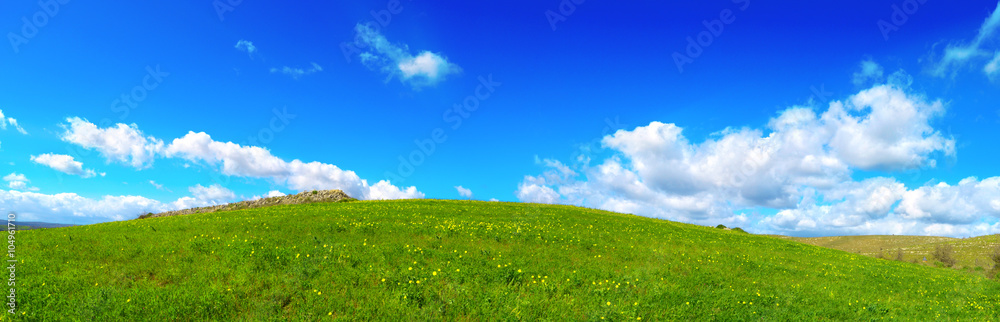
776,234,1000,274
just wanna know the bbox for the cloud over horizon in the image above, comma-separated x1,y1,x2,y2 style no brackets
515,78,994,238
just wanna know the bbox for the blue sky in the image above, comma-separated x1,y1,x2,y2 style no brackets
1,0,999,237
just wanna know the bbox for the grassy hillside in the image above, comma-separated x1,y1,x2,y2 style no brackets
13,200,1000,320
780,234,1000,273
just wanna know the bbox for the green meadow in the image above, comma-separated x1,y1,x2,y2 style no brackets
11,200,1000,320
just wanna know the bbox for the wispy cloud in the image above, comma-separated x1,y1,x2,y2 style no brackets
931,2,1000,77
235,39,257,57
270,62,323,79
0,109,27,135
149,180,172,192
986,51,1000,77
852,60,884,86
352,23,461,89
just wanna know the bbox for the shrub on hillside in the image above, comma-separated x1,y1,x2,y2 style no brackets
991,245,1000,279
933,244,957,268
731,227,747,233
895,249,905,262
716,224,727,229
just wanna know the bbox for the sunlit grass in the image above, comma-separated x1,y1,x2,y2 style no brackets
12,200,1000,320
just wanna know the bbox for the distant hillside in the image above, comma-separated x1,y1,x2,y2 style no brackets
138,189,356,219
12,222,77,230
16,200,1000,320
779,234,1000,274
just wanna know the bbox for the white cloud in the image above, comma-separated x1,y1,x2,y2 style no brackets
825,85,954,170
164,131,422,200
931,2,1000,76
489,198,499,202
0,109,27,135
0,189,166,224
515,180,561,204
270,62,323,79
352,24,461,89
235,39,257,57
1,183,238,224
515,82,990,237
3,173,37,191
852,60,884,86
30,153,97,178
60,117,164,169
455,186,473,198
51,119,423,219
896,177,1000,224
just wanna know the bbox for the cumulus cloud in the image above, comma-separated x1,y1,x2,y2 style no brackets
825,85,954,170
352,23,461,89
60,117,164,169
30,153,98,178
0,109,27,135
0,189,166,224
164,131,422,200
58,119,423,201
515,82,990,237
931,2,1000,77
235,39,257,57
270,62,323,79
3,173,37,191
455,186,473,198
896,177,1000,224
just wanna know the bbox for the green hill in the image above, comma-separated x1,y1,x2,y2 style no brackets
14,200,1000,320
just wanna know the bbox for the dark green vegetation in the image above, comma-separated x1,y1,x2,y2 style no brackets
14,200,1000,320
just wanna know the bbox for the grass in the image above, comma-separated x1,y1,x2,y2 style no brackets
11,200,1000,320
779,234,1000,274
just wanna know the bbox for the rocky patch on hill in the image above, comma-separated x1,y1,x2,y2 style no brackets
138,189,356,219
